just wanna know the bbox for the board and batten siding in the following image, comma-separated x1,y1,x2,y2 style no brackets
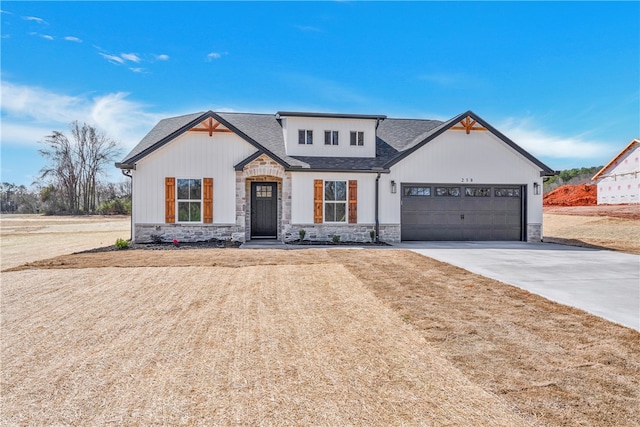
281,117,377,158
132,132,257,224
291,172,376,224
378,129,545,224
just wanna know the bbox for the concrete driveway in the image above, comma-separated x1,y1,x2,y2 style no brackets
396,241,640,331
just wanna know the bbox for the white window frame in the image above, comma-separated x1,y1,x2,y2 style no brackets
298,129,313,145
324,180,347,223
324,130,339,146
176,178,203,223
350,131,364,146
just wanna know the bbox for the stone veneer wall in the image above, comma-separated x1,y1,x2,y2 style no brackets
135,223,243,243
236,154,290,242
284,224,401,244
527,223,542,242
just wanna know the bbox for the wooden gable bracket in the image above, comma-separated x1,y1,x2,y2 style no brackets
189,117,233,137
451,116,488,134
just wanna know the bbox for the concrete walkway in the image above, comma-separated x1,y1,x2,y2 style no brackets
396,241,640,331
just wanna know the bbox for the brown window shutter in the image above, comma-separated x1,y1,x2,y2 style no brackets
165,177,175,223
314,179,323,223
203,178,213,223
348,180,357,224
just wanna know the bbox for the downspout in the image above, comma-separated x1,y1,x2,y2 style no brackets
374,117,383,244
121,168,133,241
375,172,381,243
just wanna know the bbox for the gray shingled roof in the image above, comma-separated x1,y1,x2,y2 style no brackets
118,110,554,174
215,112,307,168
121,112,205,164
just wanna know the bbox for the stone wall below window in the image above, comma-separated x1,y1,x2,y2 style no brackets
284,224,400,244
135,224,244,243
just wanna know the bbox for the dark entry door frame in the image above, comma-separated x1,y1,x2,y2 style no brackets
250,182,278,239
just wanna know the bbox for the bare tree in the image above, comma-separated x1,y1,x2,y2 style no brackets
38,122,121,214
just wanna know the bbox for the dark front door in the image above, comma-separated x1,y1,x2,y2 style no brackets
251,182,277,238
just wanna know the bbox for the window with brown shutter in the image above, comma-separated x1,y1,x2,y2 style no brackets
203,178,213,223
348,180,357,224
165,177,175,223
314,179,323,223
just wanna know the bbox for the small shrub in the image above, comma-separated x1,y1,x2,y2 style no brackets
115,238,130,250
299,229,306,241
370,230,376,242
332,235,341,244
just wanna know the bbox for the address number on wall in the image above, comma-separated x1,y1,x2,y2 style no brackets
461,178,474,182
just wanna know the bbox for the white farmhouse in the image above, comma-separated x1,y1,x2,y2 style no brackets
592,139,640,205
116,110,555,243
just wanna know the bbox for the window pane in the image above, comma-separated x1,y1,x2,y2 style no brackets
436,187,461,197
178,202,190,221
358,132,364,146
405,186,431,196
306,130,313,144
350,131,356,146
495,188,520,197
325,203,335,222
190,179,201,199
325,181,335,201
333,131,339,145
190,202,201,221
465,187,490,197
299,130,305,144
324,131,331,145
335,202,346,222
177,179,190,199
335,181,347,200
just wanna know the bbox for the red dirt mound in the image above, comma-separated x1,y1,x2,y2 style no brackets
544,184,597,206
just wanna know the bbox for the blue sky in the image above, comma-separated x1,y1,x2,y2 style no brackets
1,1,638,187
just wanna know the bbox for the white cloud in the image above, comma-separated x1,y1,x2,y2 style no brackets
0,80,164,151
206,52,221,61
499,117,610,160
23,15,47,24
64,36,82,42
121,53,141,63
41,34,53,40
0,9,13,15
1,122,58,148
155,54,169,61
99,52,125,64
129,67,145,73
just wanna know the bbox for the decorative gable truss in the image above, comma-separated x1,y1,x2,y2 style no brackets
189,117,233,137
451,115,488,134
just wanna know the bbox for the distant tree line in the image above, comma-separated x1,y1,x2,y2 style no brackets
1,121,131,215
543,166,603,193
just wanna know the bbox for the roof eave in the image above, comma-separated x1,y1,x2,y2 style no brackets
276,111,387,121
285,166,390,174
122,111,215,164
591,139,639,181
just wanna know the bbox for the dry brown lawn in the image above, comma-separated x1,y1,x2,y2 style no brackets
543,205,640,254
2,214,639,426
0,214,130,270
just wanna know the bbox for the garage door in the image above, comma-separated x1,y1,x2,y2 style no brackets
401,184,525,241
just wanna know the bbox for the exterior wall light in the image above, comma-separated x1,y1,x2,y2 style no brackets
533,182,540,195
391,180,397,193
